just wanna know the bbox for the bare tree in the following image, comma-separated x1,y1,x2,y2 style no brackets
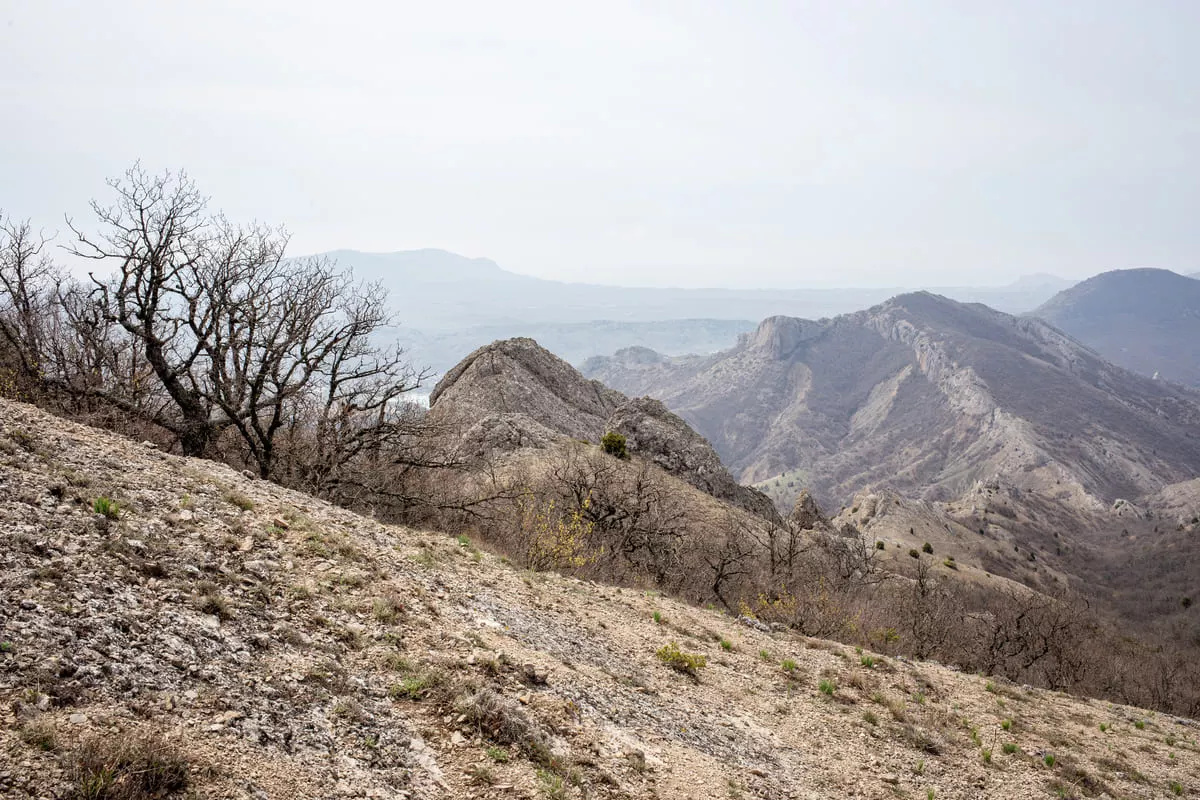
65,164,420,468
0,214,62,398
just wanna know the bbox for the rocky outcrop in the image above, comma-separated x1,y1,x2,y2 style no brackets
788,489,828,530
607,397,783,525
429,337,625,445
431,338,781,524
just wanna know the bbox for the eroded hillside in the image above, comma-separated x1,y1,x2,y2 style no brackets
4,402,1200,799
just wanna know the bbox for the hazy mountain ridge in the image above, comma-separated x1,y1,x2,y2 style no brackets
584,291,1200,512
1032,267,1200,387
317,249,1076,378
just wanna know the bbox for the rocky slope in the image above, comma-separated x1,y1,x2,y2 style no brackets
1032,268,1200,388
429,338,781,523
4,401,1200,800
584,292,1200,513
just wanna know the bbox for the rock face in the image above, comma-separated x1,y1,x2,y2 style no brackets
788,489,828,530
431,337,781,524
584,291,1200,512
606,397,782,524
430,337,626,443
1033,267,1200,388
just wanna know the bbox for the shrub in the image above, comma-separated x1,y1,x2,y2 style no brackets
781,658,799,674
655,641,707,677
1044,753,1056,768
600,431,628,459
819,679,836,696
93,497,120,519
222,490,254,511
909,549,920,559
719,639,733,652
860,655,875,668
875,540,886,550
457,688,549,760
922,542,933,554
70,731,189,800
1003,743,1018,754
1135,719,1146,730
19,719,57,751
1170,781,1183,796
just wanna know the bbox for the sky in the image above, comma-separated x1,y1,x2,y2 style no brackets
2,0,1198,289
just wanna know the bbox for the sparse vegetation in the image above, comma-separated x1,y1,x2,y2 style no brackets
655,641,707,677
93,496,120,519
600,431,628,459
69,731,189,800
222,490,254,511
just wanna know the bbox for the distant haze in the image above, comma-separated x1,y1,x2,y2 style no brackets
4,2,1199,288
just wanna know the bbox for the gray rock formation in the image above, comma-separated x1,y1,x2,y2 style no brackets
430,337,625,445
607,397,782,524
431,337,782,524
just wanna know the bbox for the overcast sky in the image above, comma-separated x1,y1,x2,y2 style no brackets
2,1,1197,288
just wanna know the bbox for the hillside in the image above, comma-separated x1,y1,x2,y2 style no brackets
584,292,1200,513
1033,268,1200,387
4,402,1200,800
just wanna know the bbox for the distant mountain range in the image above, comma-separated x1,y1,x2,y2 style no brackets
1032,268,1200,388
583,291,1200,512
319,249,1077,377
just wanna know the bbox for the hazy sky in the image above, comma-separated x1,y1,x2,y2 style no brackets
3,1,1197,288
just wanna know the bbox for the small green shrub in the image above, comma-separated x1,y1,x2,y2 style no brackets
781,658,798,674
600,431,628,459
655,641,707,677
981,749,992,764
818,679,836,696
1170,781,1183,796
875,541,886,550
759,649,773,662
860,655,875,668
652,611,665,625
1001,718,1012,731
1003,743,1018,755
1044,753,1056,768
1135,719,1146,730
719,639,733,652
922,542,933,554
486,746,509,763
909,548,920,559
93,497,120,519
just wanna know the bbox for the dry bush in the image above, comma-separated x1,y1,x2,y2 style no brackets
68,730,189,799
